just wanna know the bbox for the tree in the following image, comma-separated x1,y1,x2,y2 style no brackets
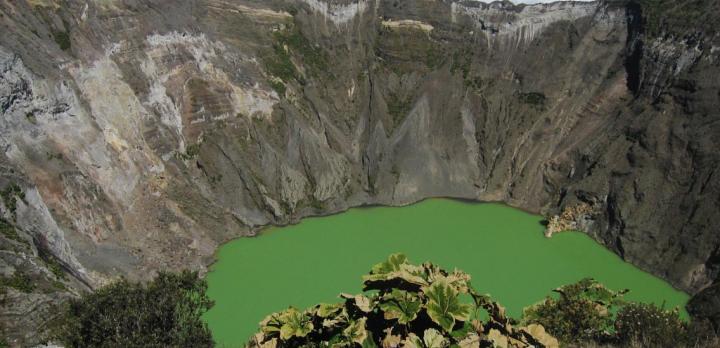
52,270,214,347
521,278,627,343
615,303,687,348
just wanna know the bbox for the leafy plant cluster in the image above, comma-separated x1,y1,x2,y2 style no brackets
1,183,25,218
274,27,327,74
249,254,559,348
51,270,214,348
52,29,71,51
0,272,36,294
42,255,718,347
177,143,201,161
0,218,24,245
522,278,627,343
615,302,687,347
522,279,716,348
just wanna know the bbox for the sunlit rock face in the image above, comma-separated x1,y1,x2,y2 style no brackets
0,0,719,344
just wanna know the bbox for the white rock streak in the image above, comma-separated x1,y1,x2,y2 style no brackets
382,19,434,33
142,32,278,133
300,0,370,25
452,1,598,47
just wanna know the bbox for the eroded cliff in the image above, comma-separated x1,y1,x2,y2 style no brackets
0,0,718,344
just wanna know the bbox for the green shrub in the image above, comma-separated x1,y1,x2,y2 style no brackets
248,254,559,348
0,272,36,293
264,43,298,83
177,143,201,160
522,278,627,343
614,303,687,347
0,219,23,244
1,183,24,217
269,79,287,96
52,270,214,348
262,24,331,94
52,30,71,51
273,27,327,74
517,92,547,108
42,255,66,280
386,93,413,125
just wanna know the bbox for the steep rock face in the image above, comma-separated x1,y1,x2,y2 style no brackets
0,0,718,344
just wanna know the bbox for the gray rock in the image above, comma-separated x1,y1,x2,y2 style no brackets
0,0,718,343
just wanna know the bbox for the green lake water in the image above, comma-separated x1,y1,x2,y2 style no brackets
204,199,689,347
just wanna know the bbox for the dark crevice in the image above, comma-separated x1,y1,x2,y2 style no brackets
624,1,644,96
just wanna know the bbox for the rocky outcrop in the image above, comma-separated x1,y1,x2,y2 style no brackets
0,0,718,344
688,282,720,333
544,202,598,238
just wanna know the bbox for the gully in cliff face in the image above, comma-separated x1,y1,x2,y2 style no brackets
624,1,644,96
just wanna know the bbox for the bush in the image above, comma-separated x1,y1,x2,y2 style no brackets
517,92,547,108
0,218,25,244
52,270,214,348
248,254,559,348
522,278,627,343
1,183,24,217
615,302,686,347
52,30,71,51
0,272,36,293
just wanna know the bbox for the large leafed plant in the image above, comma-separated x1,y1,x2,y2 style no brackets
247,254,558,348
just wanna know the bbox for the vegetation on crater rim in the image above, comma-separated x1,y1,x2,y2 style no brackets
42,254,716,347
249,254,714,348
249,253,559,348
50,271,214,348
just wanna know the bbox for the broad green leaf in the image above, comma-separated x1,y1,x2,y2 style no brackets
355,294,373,313
486,329,508,348
450,322,474,340
259,313,282,334
362,331,378,348
344,317,369,345
404,333,423,348
521,324,559,348
258,337,278,348
317,303,343,318
401,330,448,348
422,329,448,348
371,253,408,274
445,270,472,294
363,254,429,290
363,264,428,289
322,306,347,328
423,278,472,332
382,328,402,348
456,333,480,348
341,293,374,312
379,289,422,324
250,333,268,346
424,264,472,294
277,307,313,340
398,263,430,285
